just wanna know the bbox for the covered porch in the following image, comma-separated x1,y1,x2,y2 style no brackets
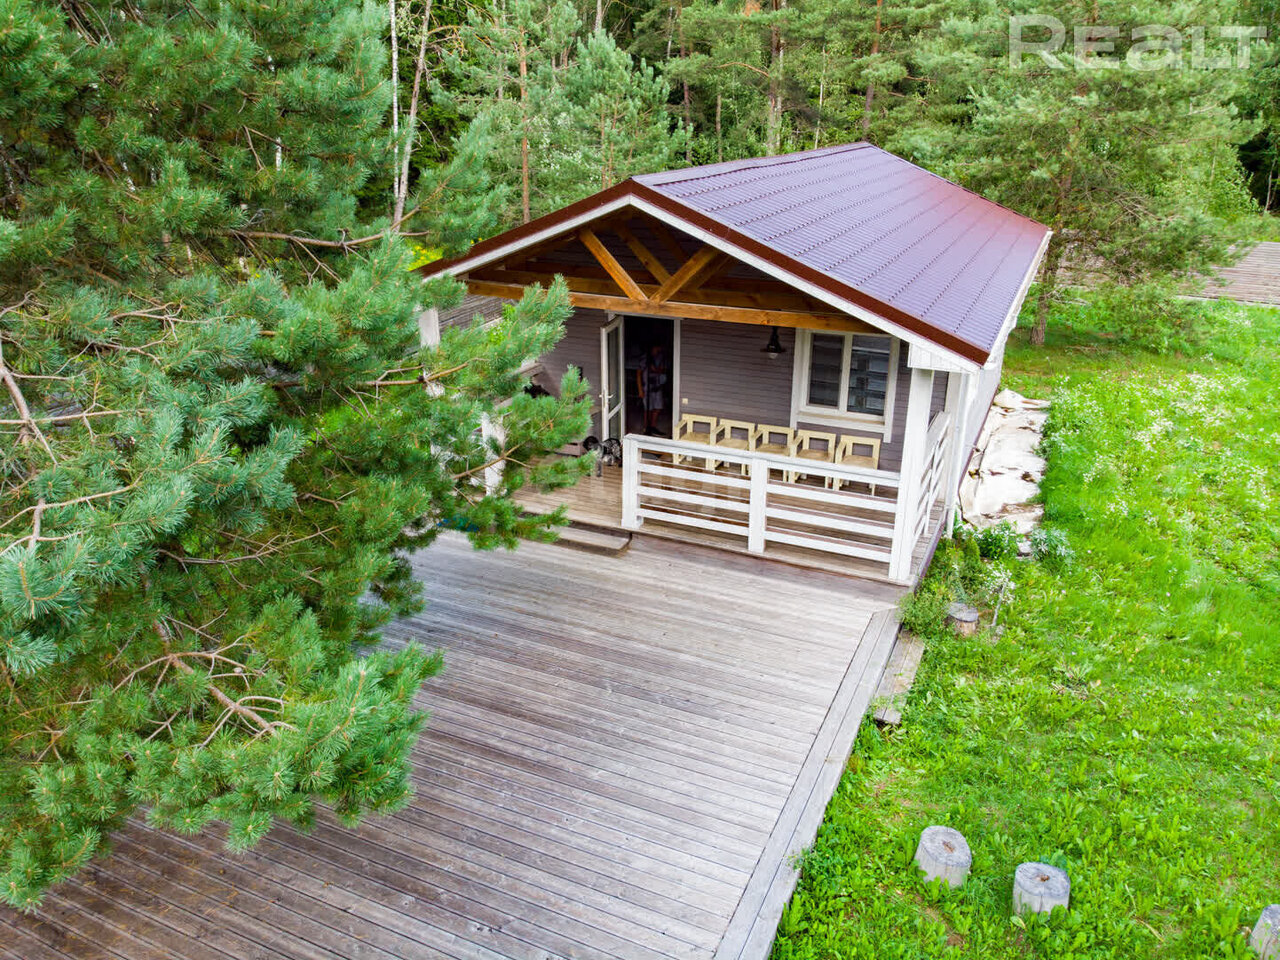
424,145,1051,586
519,404,954,584
433,207,976,584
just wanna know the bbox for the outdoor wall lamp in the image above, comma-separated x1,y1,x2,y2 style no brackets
761,329,786,360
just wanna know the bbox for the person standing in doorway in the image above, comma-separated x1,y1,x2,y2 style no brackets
637,344,667,435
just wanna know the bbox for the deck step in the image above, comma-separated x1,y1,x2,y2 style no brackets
552,523,632,557
871,630,926,726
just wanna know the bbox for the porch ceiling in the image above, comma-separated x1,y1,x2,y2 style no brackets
461,209,879,334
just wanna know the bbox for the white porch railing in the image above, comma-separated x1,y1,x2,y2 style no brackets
911,412,952,549
620,434,905,570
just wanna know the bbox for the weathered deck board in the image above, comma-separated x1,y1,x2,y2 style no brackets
1,533,902,960
1201,241,1280,307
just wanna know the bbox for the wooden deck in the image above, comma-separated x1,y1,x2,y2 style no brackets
0,532,903,960
1202,241,1280,307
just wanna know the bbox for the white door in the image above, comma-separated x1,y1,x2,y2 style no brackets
600,316,625,440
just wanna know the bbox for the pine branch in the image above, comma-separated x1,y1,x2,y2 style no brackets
451,442,530,481
167,653,296,739
0,409,124,425
0,484,137,533
230,204,423,251
156,526,338,567
271,356,482,391
142,621,295,742
0,354,58,464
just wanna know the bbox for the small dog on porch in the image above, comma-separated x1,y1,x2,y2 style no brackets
581,436,623,476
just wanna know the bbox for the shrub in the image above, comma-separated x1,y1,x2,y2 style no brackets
976,521,1020,562
1030,526,1074,569
899,580,952,637
1080,280,1209,353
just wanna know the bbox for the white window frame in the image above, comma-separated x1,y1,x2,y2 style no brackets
791,330,900,440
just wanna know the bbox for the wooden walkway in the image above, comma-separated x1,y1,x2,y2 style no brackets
0,534,902,960
1202,241,1280,307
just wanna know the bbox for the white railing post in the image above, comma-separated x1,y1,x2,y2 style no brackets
747,458,768,553
480,412,504,495
621,436,641,530
945,371,976,535
417,306,440,348
890,367,935,582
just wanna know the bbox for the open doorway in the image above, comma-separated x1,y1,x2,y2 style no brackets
624,316,676,437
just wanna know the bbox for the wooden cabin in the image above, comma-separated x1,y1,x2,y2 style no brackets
422,143,1051,585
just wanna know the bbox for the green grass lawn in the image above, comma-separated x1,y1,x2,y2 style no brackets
772,299,1280,960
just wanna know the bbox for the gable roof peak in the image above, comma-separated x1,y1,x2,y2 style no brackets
633,142,874,188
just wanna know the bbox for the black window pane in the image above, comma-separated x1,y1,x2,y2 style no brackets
846,337,890,415
807,334,844,408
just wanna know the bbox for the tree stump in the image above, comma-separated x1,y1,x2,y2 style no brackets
1253,905,1280,959
947,603,980,637
913,826,972,888
1012,862,1070,915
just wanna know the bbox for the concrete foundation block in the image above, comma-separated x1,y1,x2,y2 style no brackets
1012,862,1070,915
913,826,972,889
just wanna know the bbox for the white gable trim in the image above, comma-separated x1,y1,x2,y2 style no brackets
427,195,636,279
988,228,1054,367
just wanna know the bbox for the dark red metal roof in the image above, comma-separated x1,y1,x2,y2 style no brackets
634,143,1050,360
423,143,1050,364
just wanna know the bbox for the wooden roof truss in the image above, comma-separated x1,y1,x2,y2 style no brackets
463,211,875,334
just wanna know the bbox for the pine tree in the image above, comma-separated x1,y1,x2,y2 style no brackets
894,0,1261,344
445,2,685,225
558,30,690,194
645,0,841,161
0,0,589,908
1237,0,1280,212
658,0,794,160
447,0,583,223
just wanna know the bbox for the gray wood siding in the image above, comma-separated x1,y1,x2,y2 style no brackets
931,372,950,419
678,320,796,426
542,308,609,435
439,294,508,330
537,306,966,476
796,347,917,472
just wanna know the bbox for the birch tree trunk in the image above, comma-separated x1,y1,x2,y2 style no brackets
393,0,433,226
677,2,692,164
716,93,723,162
518,28,531,224
388,0,400,212
814,45,827,148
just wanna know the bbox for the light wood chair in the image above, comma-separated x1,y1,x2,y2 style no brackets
711,419,756,474
829,434,882,495
674,414,718,469
786,429,838,483
752,424,795,479
752,424,795,457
